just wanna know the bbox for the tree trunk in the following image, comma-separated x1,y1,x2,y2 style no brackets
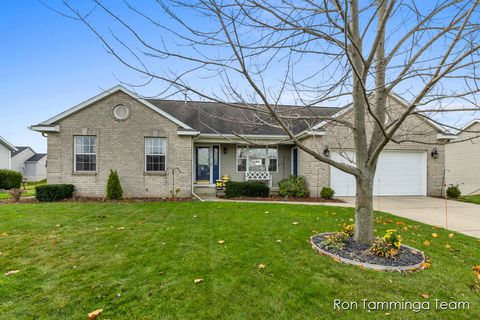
353,176,375,244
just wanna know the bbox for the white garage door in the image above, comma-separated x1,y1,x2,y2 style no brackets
330,151,427,196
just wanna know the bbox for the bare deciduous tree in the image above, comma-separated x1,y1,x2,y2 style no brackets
48,0,480,243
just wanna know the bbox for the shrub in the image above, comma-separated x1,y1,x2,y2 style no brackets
106,170,123,200
320,232,349,250
8,188,25,202
0,169,23,190
446,185,461,199
224,181,270,198
320,187,335,200
35,184,75,202
278,175,309,198
342,224,355,237
383,229,402,249
370,229,402,258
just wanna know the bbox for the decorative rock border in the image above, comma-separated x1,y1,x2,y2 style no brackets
310,232,426,272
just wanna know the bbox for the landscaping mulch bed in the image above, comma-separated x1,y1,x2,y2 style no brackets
217,196,345,203
311,233,425,269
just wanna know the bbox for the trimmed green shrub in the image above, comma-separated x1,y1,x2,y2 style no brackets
35,184,75,202
446,185,461,199
0,169,23,190
320,187,335,200
278,175,309,198
224,181,270,198
106,170,123,200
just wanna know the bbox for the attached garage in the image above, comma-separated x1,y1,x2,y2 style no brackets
330,151,427,196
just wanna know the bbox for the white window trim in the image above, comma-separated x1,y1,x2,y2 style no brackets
73,135,97,173
144,137,167,172
235,145,278,173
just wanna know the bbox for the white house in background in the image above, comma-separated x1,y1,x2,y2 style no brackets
446,119,480,195
11,146,47,182
0,136,17,169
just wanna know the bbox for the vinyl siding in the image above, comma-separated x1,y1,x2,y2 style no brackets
446,122,480,195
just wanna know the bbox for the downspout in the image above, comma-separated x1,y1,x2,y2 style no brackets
191,135,204,201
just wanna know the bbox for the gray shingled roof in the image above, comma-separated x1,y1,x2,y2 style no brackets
26,153,47,162
146,99,341,135
12,146,30,157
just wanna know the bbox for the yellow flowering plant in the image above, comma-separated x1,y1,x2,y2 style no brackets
342,224,355,237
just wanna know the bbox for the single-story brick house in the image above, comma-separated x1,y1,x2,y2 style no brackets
30,85,453,198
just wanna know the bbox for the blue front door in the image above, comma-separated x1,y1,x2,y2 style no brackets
292,147,298,176
212,146,220,182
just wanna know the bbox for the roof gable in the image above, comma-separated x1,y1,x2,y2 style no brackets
33,85,193,130
11,146,33,158
0,136,17,152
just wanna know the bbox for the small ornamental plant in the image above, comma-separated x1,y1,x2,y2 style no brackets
320,232,349,250
106,170,123,200
370,229,402,259
383,229,402,249
342,224,355,237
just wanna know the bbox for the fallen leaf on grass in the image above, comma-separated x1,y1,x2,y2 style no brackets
420,293,430,299
116,227,125,231
4,270,20,276
432,233,438,238
194,278,204,284
448,233,454,238
51,239,58,246
264,211,269,214
423,240,431,246
421,262,431,270
276,239,282,243
445,244,451,249
87,309,103,320
258,264,266,269
218,240,225,245
1,232,8,237
55,224,61,228
193,215,197,218
292,222,299,225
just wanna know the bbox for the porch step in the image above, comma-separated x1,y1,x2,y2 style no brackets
193,186,217,196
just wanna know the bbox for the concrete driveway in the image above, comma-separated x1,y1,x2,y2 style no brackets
339,196,480,238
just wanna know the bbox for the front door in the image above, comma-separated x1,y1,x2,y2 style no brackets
212,146,220,182
196,147,210,182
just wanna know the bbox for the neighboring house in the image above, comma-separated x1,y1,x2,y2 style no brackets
446,120,480,195
0,136,17,170
30,85,452,198
11,146,47,181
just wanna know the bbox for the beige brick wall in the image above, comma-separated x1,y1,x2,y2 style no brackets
47,91,193,198
298,95,446,197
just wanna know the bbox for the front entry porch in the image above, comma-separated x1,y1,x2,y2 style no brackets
193,143,297,194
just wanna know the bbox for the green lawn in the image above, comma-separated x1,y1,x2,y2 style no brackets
0,180,46,200
459,195,480,205
0,202,479,319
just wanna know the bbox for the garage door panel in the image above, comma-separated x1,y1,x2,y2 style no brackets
330,151,426,196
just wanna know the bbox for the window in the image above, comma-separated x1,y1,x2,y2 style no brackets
74,136,97,172
236,146,247,172
145,137,166,172
236,145,278,172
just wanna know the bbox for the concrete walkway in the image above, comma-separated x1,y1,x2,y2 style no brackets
203,196,480,238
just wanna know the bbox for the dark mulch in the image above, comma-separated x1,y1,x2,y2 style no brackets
217,196,344,203
311,233,424,267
